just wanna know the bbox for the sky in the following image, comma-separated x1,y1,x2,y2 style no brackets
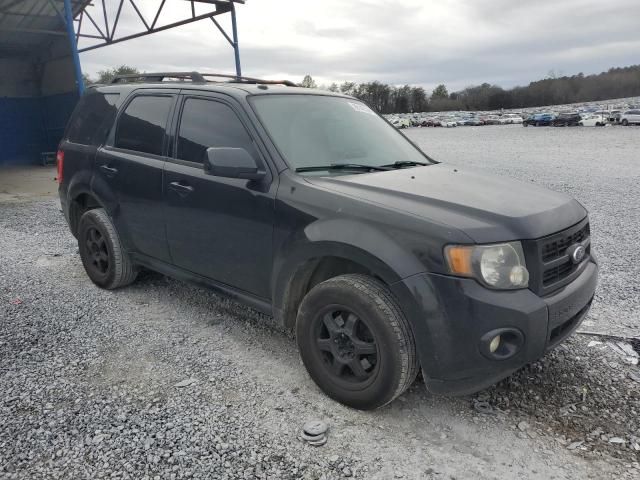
78,0,640,93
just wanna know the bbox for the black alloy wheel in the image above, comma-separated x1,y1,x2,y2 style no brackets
296,274,418,410
314,307,378,386
85,226,110,277
77,208,137,289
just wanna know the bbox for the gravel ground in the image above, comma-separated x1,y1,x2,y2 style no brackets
405,124,640,338
1,127,639,479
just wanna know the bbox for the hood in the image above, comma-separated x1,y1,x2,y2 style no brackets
306,164,587,243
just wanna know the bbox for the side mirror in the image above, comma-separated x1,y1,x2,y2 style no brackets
204,147,265,180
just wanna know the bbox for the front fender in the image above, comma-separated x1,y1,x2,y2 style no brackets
271,219,444,375
271,218,427,327
273,218,425,295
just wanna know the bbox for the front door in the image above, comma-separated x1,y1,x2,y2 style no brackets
164,94,276,299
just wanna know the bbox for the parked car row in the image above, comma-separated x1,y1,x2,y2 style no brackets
523,110,640,127
386,109,640,130
384,96,640,130
386,112,524,129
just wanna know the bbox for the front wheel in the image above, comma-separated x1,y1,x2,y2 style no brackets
622,119,629,126
296,274,418,410
78,208,138,289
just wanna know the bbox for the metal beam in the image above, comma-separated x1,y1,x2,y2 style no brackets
0,11,61,19
110,0,125,40
150,0,166,29
47,0,68,27
78,9,234,53
128,0,149,31
0,0,23,14
67,0,245,78
64,0,85,95
0,27,67,36
230,1,241,77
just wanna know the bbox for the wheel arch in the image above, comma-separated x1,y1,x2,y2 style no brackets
66,172,118,237
68,190,107,237
272,220,425,332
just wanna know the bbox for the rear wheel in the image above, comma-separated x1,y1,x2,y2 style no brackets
78,208,137,289
296,274,418,410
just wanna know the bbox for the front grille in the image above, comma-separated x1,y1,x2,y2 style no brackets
542,262,574,286
541,223,590,262
524,218,591,296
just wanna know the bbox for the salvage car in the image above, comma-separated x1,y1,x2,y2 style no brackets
579,114,607,127
620,109,640,126
522,113,555,126
57,72,598,410
552,112,582,127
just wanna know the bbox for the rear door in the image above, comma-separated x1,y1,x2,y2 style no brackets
96,89,177,261
163,92,276,298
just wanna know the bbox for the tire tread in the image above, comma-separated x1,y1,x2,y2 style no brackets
299,274,418,408
80,208,137,289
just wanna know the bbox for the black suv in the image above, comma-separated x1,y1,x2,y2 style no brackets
552,112,582,127
57,72,597,410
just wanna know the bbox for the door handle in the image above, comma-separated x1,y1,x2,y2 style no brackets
169,181,194,196
99,164,118,177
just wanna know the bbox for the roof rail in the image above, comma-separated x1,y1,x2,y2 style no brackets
111,72,206,83
110,71,297,87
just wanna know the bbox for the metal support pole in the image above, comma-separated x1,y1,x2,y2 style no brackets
230,2,241,77
63,0,84,95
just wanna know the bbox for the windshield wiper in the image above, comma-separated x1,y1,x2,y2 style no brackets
380,160,429,168
295,163,391,173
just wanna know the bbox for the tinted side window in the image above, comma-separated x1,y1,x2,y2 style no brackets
177,98,258,164
67,93,119,145
115,95,172,156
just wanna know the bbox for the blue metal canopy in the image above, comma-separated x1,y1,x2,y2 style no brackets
0,0,244,166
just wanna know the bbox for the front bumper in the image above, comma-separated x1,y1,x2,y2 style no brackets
391,260,597,396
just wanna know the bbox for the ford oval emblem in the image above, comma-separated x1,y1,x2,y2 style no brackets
569,245,586,264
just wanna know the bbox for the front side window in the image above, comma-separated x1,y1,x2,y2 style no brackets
115,95,172,156
177,98,258,164
250,94,433,174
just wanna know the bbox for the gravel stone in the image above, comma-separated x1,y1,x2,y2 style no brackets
3,129,639,479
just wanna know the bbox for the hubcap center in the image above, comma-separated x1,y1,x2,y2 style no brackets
334,332,355,359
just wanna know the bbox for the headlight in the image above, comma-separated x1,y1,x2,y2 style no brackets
444,242,529,289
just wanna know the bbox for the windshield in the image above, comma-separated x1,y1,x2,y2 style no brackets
250,94,433,173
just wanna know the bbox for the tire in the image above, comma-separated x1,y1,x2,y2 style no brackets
78,208,137,289
296,274,418,410
622,119,629,126
523,122,528,127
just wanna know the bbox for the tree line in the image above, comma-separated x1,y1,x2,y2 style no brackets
86,65,640,114
304,65,640,113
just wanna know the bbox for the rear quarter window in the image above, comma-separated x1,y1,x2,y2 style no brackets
66,92,120,146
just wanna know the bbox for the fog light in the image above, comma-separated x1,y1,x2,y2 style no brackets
489,335,501,353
